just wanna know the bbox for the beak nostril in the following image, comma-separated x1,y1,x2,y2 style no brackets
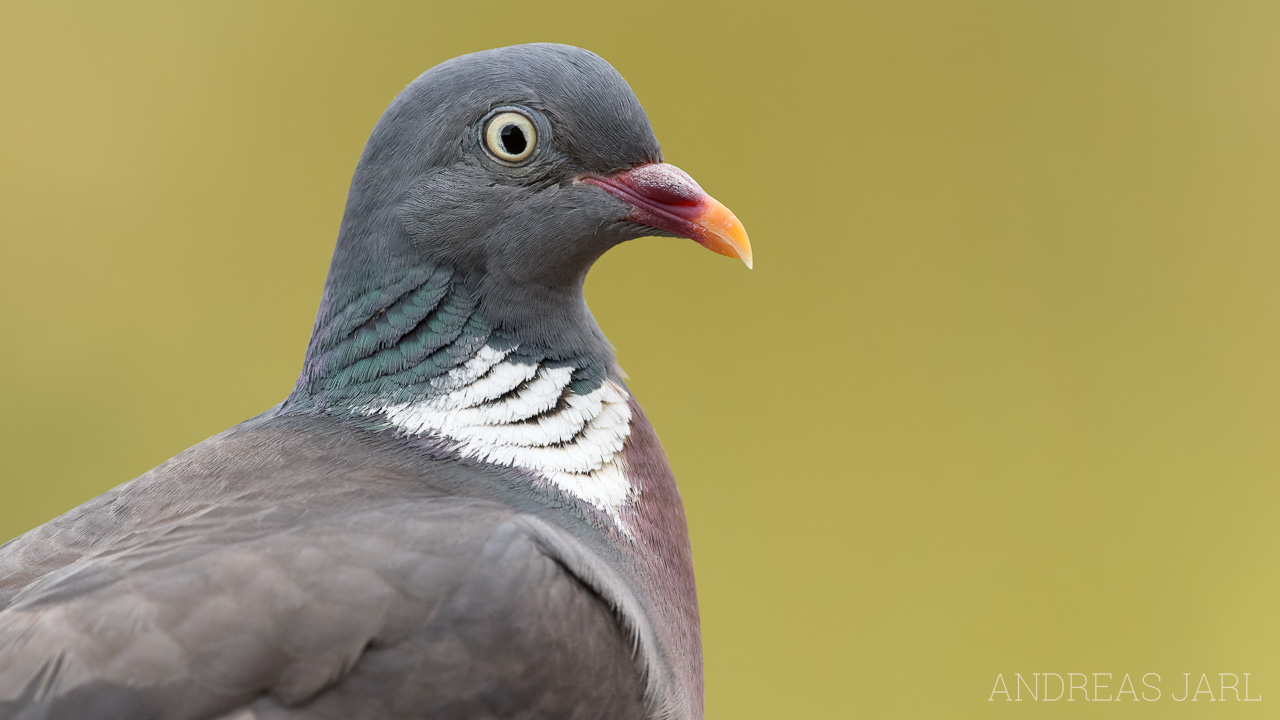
622,163,704,206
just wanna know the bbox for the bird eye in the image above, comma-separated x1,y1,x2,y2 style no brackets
483,111,537,163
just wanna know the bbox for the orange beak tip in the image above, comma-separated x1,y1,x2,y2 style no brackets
696,198,753,269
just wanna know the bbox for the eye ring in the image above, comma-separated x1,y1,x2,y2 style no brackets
483,111,537,164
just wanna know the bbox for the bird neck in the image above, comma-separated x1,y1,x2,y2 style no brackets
282,259,640,530
286,258,616,408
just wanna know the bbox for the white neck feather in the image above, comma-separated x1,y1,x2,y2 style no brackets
362,345,637,531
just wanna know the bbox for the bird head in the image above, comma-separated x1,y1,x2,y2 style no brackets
295,42,751,420
321,44,748,338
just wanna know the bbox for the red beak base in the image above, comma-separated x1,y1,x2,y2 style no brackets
583,163,752,269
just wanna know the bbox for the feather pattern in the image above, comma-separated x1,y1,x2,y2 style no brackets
292,262,639,531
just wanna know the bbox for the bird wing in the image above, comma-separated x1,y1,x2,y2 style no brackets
0,417,651,720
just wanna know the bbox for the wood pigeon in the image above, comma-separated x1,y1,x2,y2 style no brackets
0,43,750,720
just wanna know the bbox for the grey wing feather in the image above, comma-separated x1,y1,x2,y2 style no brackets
0,500,648,720
0,422,651,720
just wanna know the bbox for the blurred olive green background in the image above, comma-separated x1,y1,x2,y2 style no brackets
4,1,1280,717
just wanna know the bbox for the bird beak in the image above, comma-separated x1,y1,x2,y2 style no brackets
582,163,753,269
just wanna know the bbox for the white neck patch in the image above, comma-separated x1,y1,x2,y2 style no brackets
365,345,637,530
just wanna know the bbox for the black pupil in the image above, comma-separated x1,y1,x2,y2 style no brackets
499,124,527,155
